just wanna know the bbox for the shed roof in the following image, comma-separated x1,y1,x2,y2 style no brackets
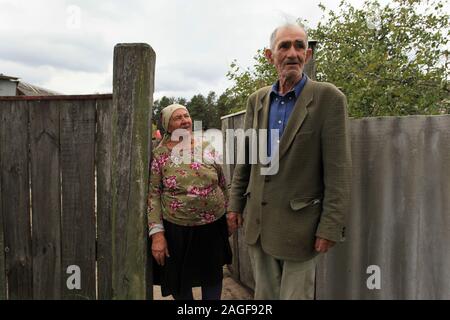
1,73,61,95
0,74,19,81
17,81,60,96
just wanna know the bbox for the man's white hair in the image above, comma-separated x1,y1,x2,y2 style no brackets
269,22,309,50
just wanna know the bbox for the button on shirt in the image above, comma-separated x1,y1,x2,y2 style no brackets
267,74,308,157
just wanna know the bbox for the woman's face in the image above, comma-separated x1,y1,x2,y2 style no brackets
168,108,192,134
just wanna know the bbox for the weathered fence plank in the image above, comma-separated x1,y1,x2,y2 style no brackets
221,116,240,279
0,125,5,300
111,43,155,299
60,100,96,300
232,114,255,290
0,101,33,299
304,41,317,80
96,99,113,300
221,116,232,189
30,100,62,299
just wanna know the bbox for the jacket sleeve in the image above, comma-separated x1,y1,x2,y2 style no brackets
316,89,352,242
228,95,255,214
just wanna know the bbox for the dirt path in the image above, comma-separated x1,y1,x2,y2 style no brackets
153,266,253,300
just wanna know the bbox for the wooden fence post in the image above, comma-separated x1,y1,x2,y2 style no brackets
111,43,155,299
305,40,317,80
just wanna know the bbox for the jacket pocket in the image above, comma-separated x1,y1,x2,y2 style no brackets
290,198,321,211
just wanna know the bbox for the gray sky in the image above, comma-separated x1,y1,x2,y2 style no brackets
0,0,376,100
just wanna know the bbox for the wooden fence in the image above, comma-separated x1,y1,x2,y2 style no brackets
0,43,155,300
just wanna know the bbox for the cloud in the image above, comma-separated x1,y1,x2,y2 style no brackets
42,69,112,94
0,57,112,94
0,32,111,72
0,0,373,100
0,59,54,84
156,61,226,90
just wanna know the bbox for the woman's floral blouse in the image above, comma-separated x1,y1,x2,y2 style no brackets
147,140,229,235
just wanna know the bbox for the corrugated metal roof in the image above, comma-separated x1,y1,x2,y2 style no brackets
1,73,60,95
16,81,60,96
0,74,19,81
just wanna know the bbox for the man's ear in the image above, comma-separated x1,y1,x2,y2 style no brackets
264,48,274,64
305,48,313,63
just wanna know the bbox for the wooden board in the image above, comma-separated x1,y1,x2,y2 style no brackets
0,100,33,299
0,103,6,300
95,99,113,299
221,117,240,279
30,100,62,299
60,100,96,299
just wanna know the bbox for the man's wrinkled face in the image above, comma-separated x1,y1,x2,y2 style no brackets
265,26,311,83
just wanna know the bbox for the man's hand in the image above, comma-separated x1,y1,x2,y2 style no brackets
151,232,170,266
226,212,243,235
314,237,335,253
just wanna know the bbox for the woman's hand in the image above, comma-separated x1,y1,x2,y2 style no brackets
226,212,243,236
151,232,170,266
314,237,336,253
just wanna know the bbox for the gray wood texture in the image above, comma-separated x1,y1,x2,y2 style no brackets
231,114,255,290
96,99,113,300
221,117,240,280
60,100,96,299
0,180,4,300
316,116,450,299
0,100,33,299
29,100,62,299
111,43,155,299
0,104,5,300
0,95,116,300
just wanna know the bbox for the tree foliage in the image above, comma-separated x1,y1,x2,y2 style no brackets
226,49,278,113
226,0,450,117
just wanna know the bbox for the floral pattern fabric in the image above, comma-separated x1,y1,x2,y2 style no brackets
147,140,229,233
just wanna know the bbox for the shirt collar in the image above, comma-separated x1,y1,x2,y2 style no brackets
271,73,308,98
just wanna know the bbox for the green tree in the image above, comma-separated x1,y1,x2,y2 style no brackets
216,90,236,121
226,0,450,117
187,93,208,129
205,91,218,128
226,49,277,113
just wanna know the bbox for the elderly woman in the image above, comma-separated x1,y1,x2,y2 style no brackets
148,104,232,300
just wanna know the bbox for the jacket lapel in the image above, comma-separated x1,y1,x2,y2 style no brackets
277,79,314,161
256,89,271,131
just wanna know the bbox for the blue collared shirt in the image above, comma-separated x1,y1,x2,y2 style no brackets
267,74,308,157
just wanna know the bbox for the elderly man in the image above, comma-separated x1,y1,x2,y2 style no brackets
227,23,352,300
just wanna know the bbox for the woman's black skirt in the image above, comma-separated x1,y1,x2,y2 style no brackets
152,214,232,297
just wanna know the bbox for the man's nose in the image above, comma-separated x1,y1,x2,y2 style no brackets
286,44,298,57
